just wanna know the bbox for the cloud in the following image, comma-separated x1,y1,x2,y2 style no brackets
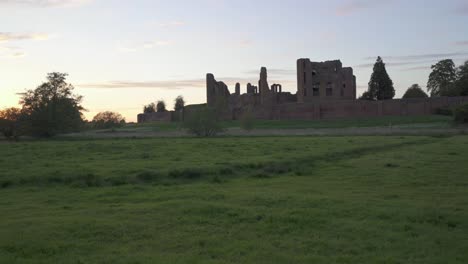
0,46,26,58
117,40,172,53
454,41,468,46
78,76,297,91
454,2,468,15
0,32,49,43
357,52,468,69
157,21,185,28
335,0,392,16
402,66,430,71
78,80,204,90
243,68,295,76
0,0,91,7
363,52,468,61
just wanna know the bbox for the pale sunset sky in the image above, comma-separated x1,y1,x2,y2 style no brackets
1,0,468,122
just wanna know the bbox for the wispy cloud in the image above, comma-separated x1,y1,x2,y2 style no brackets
335,0,392,16
453,41,468,46
363,52,468,61
243,68,295,76
0,46,26,59
78,79,204,90
117,40,172,53
156,21,185,28
0,0,91,7
356,52,468,70
78,76,297,91
453,2,468,16
402,66,431,71
0,32,49,43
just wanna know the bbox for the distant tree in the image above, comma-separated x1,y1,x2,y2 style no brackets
0,107,23,140
183,106,224,137
427,59,457,97
143,103,156,114
156,100,167,112
20,72,84,137
359,91,374,101
366,56,395,100
174,96,185,112
455,60,468,96
402,84,428,99
92,111,126,129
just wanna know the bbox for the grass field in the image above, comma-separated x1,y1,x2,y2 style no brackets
1,135,468,263
120,115,454,133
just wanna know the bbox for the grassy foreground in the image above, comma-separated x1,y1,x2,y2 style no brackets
1,136,468,263
120,115,454,132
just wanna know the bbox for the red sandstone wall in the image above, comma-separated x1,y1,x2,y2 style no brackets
269,96,468,120
137,112,173,123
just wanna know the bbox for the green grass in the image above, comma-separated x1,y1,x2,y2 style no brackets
1,136,468,263
119,115,453,133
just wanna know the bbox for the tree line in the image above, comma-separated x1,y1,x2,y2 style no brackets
0,72,191,140
142,96,185,114
360,57,468,100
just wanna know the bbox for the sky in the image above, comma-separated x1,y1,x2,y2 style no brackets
1,0,468,122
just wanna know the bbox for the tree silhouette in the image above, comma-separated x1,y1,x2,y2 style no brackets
366,57,395,100
427,59,457,97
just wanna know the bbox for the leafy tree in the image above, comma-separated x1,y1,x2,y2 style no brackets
366,56,395,100
174,96,185,112
183,106,224,137
143,103,156,114
402,84,428,99
156,100,167,112
0,107,23,140
359,91,374,101
427,59,457,97
455,60,468,96
20,72,84,137
92,111,126,129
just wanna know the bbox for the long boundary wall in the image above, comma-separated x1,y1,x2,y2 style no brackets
266,96,468,120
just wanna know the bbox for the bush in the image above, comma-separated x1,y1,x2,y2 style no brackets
454,104,468,124
434,107,453,116
183,107,224,137
0,108,23,140
402,84,428,99
92,111,126,129
240,109,255,131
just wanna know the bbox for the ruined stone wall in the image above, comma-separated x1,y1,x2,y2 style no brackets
297,59,356,103
137,112,174,123
266,96,468,120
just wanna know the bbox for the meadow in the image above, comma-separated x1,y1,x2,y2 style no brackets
120,115,454,133
1,135,468,263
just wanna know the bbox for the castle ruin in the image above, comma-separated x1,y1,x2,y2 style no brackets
138,58,468,123
205,59,357,120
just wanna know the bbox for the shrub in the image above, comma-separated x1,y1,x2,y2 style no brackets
434,107,453,116
92,111,126,129
454,104,468,124
239,109,255,131
183,107,224,137
402,84,428,99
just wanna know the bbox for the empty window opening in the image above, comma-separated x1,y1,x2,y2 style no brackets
326,82,333,96
313,83,320,96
